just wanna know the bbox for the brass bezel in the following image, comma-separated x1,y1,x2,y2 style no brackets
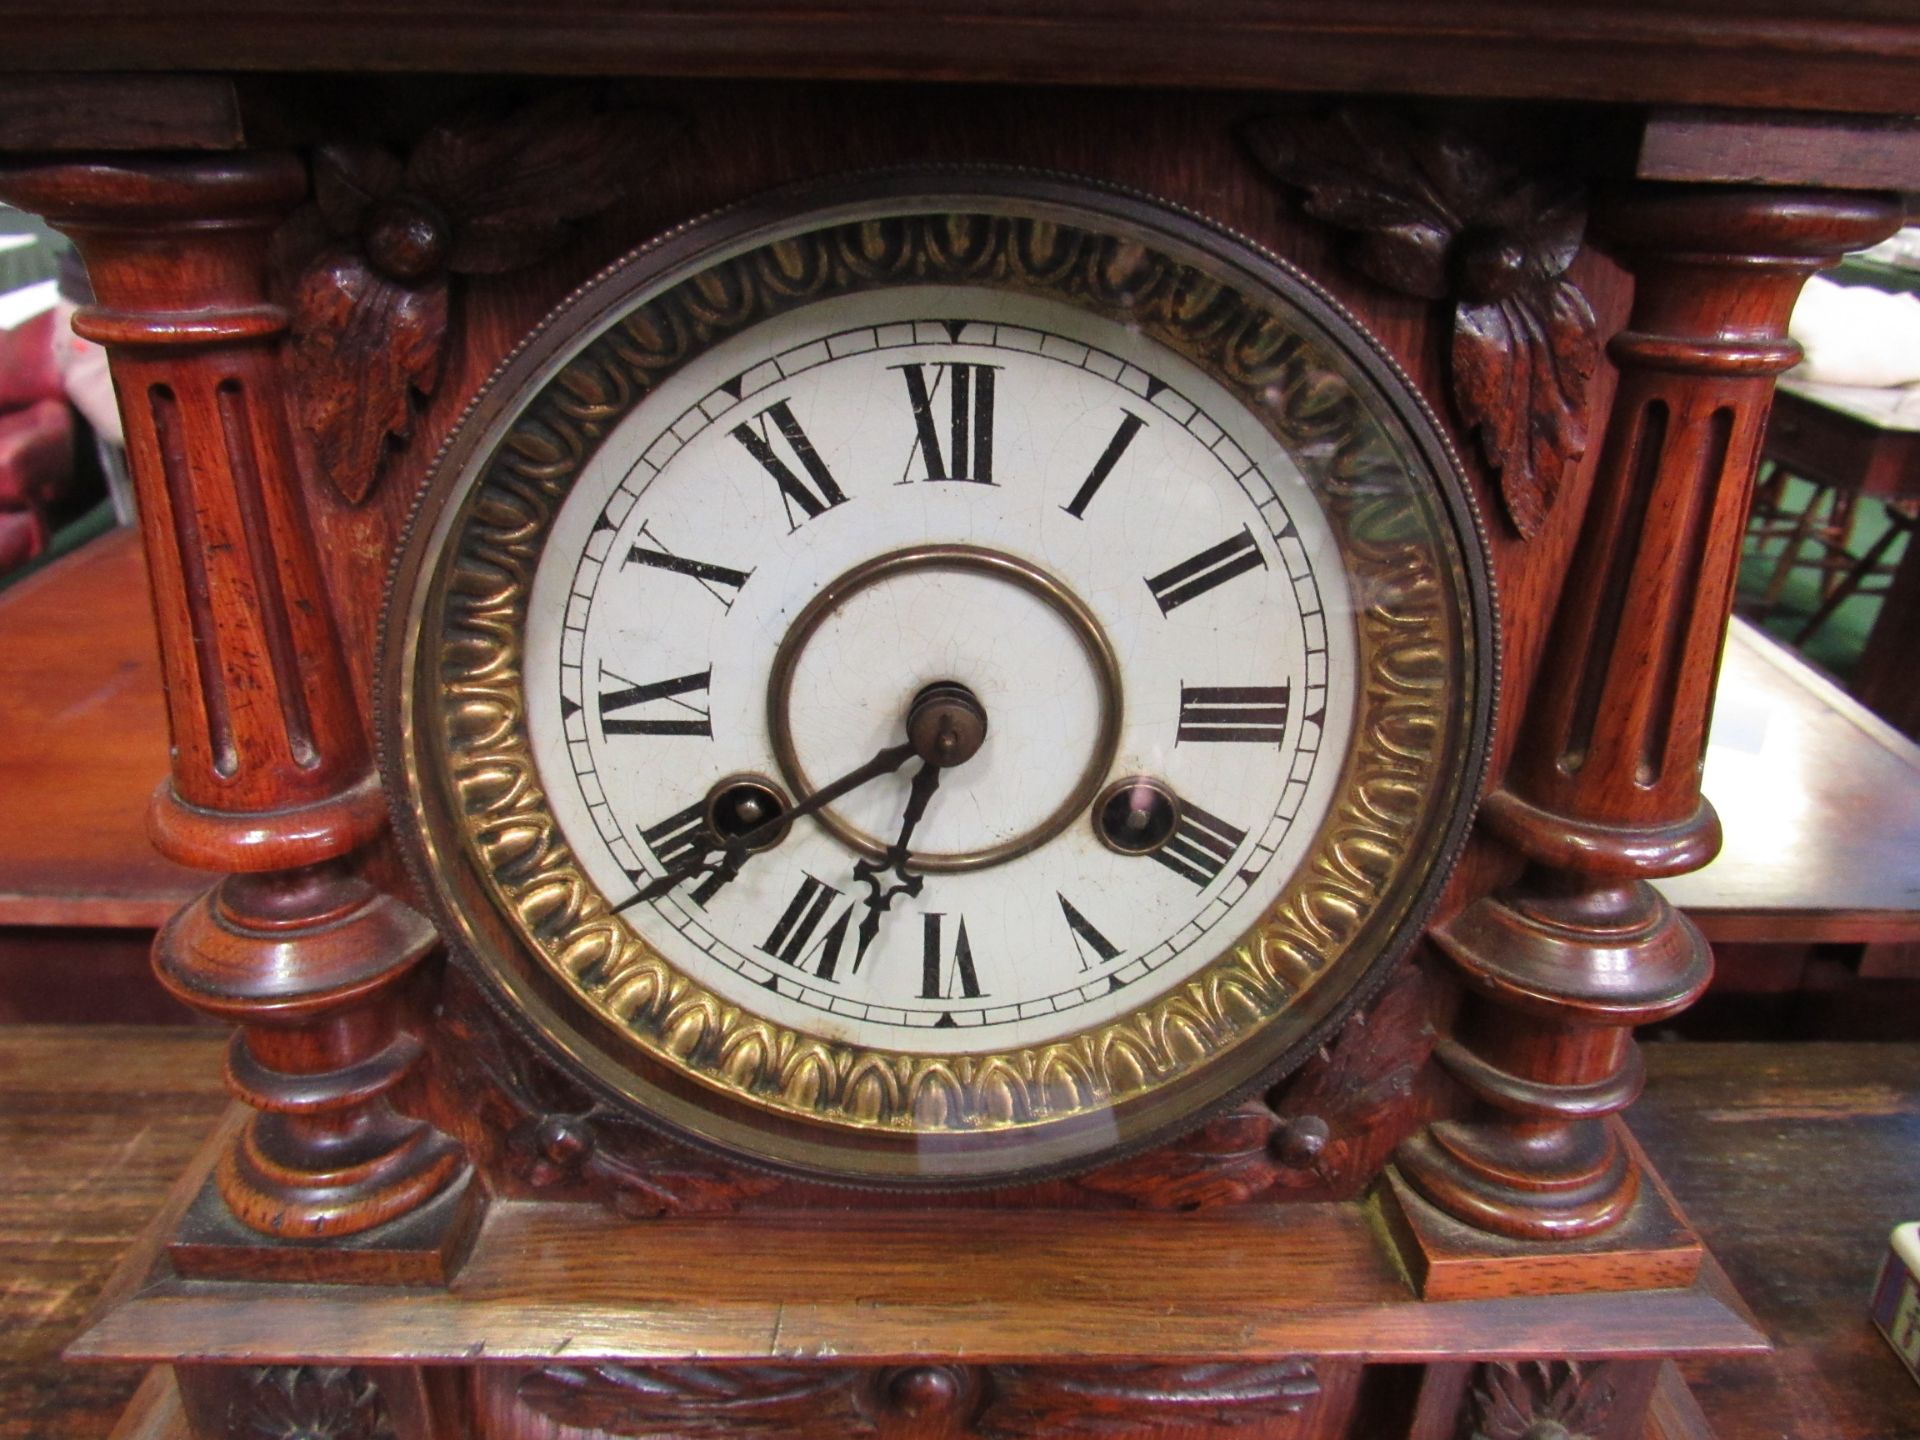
382,172,1496,1187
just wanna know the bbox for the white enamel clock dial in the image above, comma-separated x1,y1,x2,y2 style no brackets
523,286,1357,1055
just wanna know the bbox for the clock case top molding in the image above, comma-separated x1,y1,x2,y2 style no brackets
0,60,1909,1440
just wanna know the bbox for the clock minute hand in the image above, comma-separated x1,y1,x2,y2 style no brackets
615,739,917,913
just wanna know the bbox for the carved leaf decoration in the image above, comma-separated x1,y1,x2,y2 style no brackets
520,1364,874,1439
282,88,684,506
1453,273,1599,540
406,92,688,276
312,143,407,238
1073,1101,1280,1209
983,1360,1320,1437
1267,965,1435,1195
230,1365,396,1440
289,247,447,505
1241,106,1600,539
1470,1361,1615,1440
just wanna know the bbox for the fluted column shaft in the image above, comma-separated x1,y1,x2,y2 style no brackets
1399,187,1903,1240
0,156,467,1249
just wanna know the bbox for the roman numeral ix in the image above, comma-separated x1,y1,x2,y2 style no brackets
597,664,712,738
1144,526,1267,614
1176,682,1292,747
731,400,848,530
897,362,997,484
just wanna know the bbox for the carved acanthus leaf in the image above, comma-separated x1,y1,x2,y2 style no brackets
440,994,778,1218
280,88,684,505
518,1361,1316,1439
1073,1100,1282,1209
1469,1361,1616,1440
1242,106,1599,540
1073,966,1434,1207
521,1364,874,1438
229,1365,395,1440
983,1361,1320,1437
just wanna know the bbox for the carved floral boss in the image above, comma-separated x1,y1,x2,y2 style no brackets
1243,108,1600,540
275,92,683,505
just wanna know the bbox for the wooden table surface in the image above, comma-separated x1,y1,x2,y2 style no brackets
0,527,198,930
1655,620,1920,944
2,1027,1916,1440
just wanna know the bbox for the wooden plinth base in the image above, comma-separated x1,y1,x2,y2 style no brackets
168,1169,483,1287
1376,1123,1706,1301
74,1108,1764,1440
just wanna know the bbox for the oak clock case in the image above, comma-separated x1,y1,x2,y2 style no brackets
386,175,1494,1188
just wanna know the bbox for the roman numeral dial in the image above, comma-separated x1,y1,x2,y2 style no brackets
541,298,1352,1063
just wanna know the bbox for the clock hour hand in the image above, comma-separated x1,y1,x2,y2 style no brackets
614,739,917,913
850,680,990,953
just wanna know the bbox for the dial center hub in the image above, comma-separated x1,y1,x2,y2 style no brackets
767,545,1122,872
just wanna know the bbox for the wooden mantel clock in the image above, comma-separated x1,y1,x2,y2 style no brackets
1,10,1913,1437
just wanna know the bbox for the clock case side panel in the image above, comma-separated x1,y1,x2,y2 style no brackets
323,80,1618,1212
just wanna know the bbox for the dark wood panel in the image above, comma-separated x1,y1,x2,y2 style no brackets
1,5,1920,114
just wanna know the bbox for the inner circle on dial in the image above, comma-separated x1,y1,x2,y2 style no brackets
768,545,1122,872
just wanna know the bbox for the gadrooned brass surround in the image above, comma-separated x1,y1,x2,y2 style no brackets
385,174,1495,1185
767,544,1123,873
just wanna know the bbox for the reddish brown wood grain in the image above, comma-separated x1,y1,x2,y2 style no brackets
1398,186,1903,1250
0,529,197,930
1,5,1920,115
0,155,473,1265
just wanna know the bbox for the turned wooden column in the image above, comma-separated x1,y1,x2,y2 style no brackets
0,156,471,1278
1398,186,1902,1241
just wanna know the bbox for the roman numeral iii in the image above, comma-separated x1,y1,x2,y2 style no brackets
1176,682,1291,747
1144,525,1267,614
897,362,998,484
731,400,848,529
596,665,712,738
